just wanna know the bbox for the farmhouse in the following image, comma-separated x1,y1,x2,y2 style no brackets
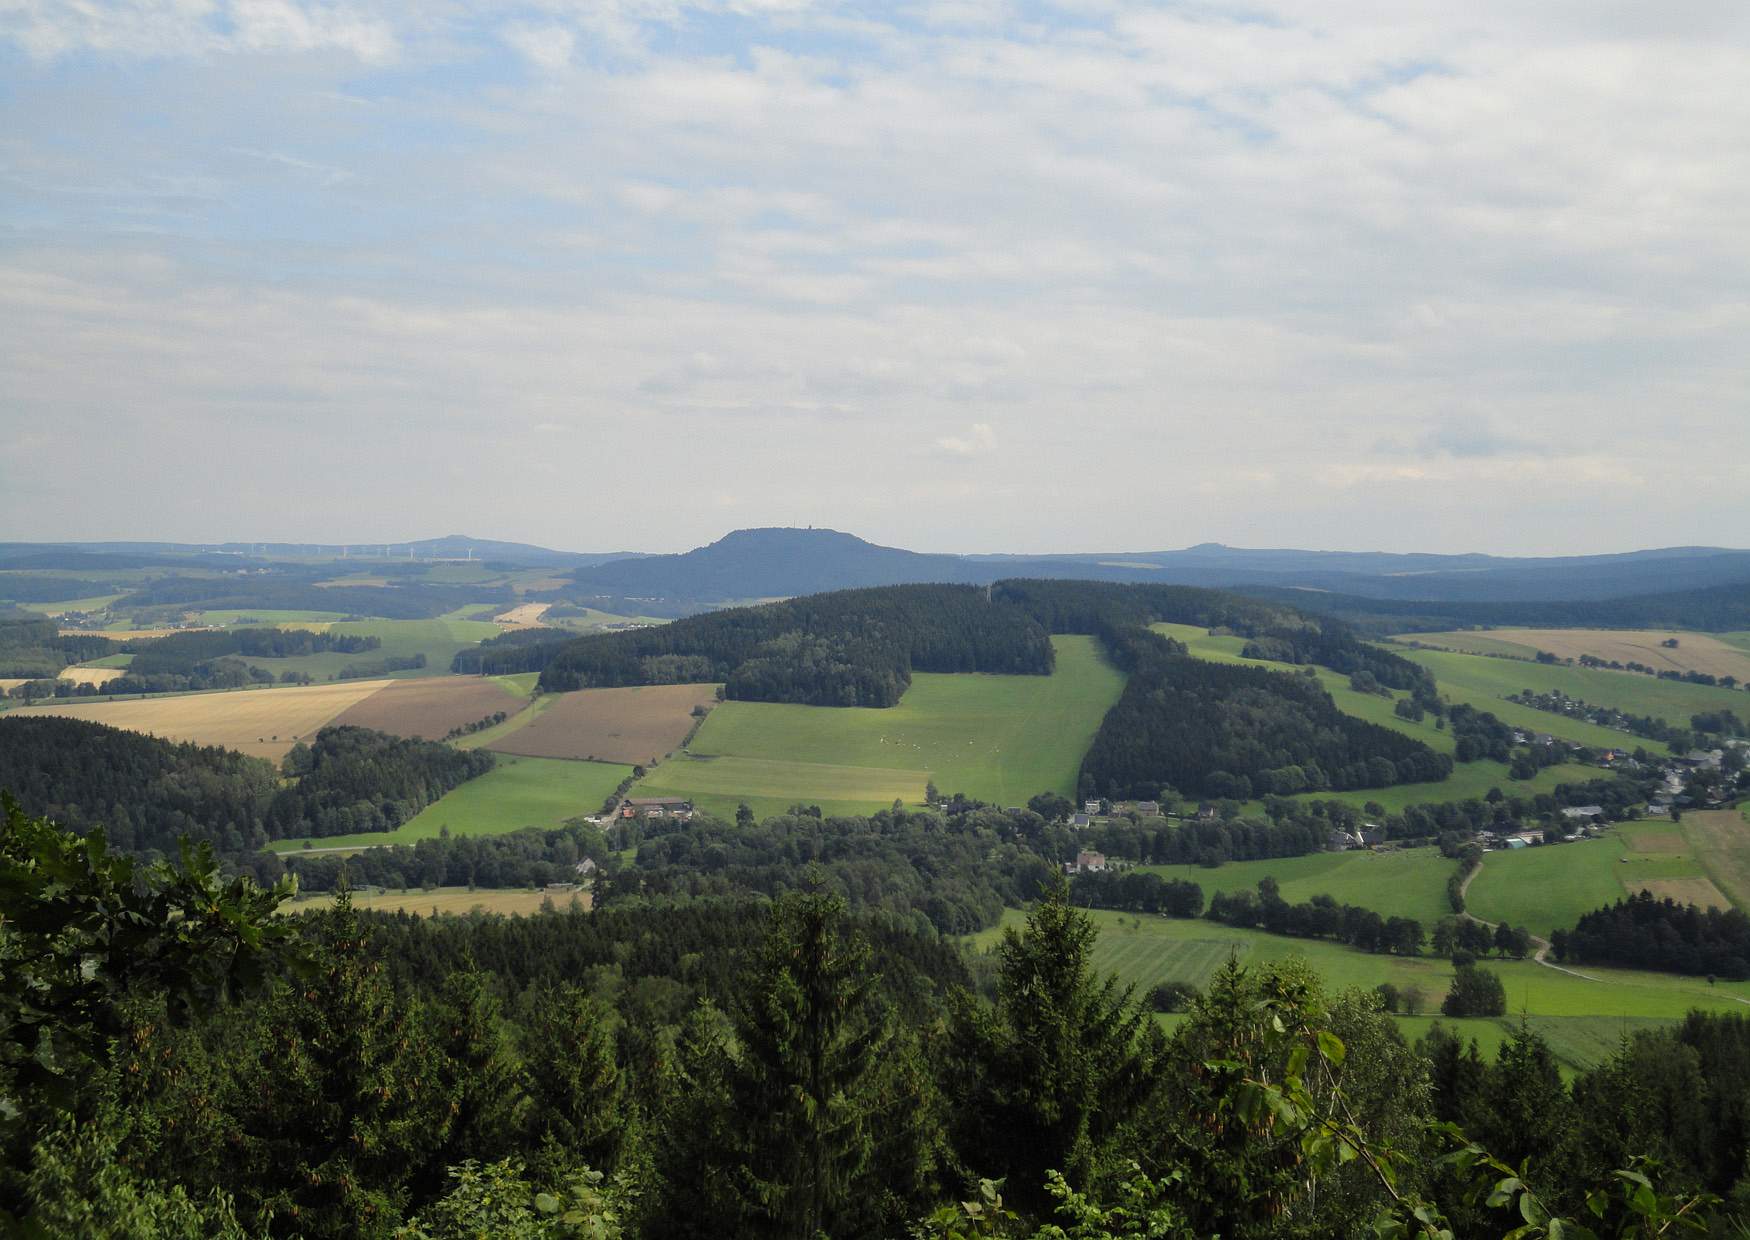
1084,800,1101,815
621,796,695,820
1071,813,1092,829
1560,805,1604,821
1130,800,1161,818
1068,850,1107,874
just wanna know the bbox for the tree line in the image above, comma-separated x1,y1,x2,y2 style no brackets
4,802,1740,1238
0,717,495,853
1552,890,1750,979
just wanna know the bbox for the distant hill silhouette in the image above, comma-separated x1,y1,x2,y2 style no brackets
565,527,1750,608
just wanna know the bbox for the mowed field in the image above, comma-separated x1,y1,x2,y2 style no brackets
331,675,530,740
284,885,590,917
634,636,1127,818
974,905,1750,1070
8,678,394,759
268,755,632,850
1397,648,1750,735
1140,847,1457,925
57,665,127,687
487,684,721,766
1411,629,1750,684
1466,820,1731,939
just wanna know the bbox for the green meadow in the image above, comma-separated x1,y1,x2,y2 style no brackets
1139,847,1457,925
634,635,1126,816
234,617,501,682
1398,647,1748,738
1278,760,1603,816
268,755,631,851
1467,821,1721,939
974,905,1750,1070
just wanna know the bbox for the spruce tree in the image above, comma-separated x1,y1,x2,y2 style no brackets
943,874,1156,1215
430,969,521,1177
226,894,453,1237
726,887,920,1238
517,982,626,1184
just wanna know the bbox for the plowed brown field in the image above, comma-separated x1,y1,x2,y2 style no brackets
487,683,720,765
332,676,529,740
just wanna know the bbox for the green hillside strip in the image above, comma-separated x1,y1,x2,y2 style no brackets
975,905,1750,1069
648,634,1126,811
1138,847,1456,925
235,617,500,682
636,755,928,822
1400,647,1747,735
267,755,631,851
1152,622,1455,753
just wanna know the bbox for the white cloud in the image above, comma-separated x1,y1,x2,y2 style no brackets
1,2,1747,551
937,423,997,456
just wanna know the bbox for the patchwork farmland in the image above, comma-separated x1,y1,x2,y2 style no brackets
1408,627,1750,683
9,678,395,760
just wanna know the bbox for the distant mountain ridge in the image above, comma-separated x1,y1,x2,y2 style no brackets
566,527,1750,607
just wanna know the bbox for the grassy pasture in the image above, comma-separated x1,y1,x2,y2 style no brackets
16,593,129,615
974,905,1750,1068
232,617,500,682
330,676,529,741
1411,629,1750,684
1139,847,1457,926
636,754,928,821
1398,648,1750,733
285,886,589,918
195,609,349,626
636,635,1126,817
268,755,632,851
1680,809,1750,909
8,678,392,760
487,684,721,766
1275,760,1603,816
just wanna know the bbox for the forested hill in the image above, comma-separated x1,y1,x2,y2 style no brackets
1240,578,1750,634
536,577,1449,796
0,717,494,852
540,583,1056,706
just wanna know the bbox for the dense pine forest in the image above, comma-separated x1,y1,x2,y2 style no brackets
4,795,1745,1238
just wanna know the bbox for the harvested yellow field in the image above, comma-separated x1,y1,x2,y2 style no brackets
58,666,127,687
284,886,588,917
9,679,393,760
1631,877,1731,911
0,679,29,693
1417,628,1750,682
494,602,552,627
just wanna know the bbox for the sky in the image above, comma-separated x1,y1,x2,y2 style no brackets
1,2,1747,556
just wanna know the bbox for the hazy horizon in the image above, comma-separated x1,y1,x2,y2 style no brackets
4,4,1748,554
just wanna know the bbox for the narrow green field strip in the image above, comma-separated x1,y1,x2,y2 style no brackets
1139,847,1456,925
453,689,558,750
1401,648,1747,736
1278,760,1602,816
636,753,928,820
268,755,631,851
17,593,128,614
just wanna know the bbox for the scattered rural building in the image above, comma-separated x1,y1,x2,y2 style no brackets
621,796,695,820
1071,813,1092,829
1129,800,1161,818
575,858,598,876
1067,850,1108,874
1084,800,1102,815
1560,805,1604,821
1196,803,1219,821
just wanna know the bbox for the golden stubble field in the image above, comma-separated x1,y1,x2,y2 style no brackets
284,886,589,917
1418,628,1750,682
57,666,127,687
10,679,395,759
